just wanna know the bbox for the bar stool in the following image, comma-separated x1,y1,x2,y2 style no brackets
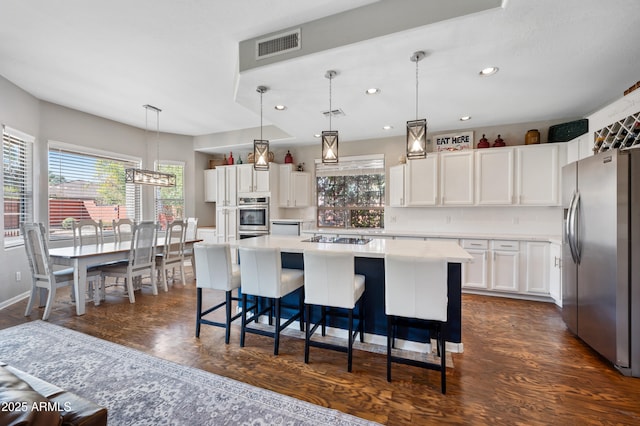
384,254,448,394
303,249,365,372
238,246,304,355
194,243,241,344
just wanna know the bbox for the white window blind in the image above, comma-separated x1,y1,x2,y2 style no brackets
154,161,185,230
48,144,141,240
2,125,34,248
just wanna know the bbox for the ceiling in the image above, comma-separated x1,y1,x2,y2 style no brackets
2,0,640,154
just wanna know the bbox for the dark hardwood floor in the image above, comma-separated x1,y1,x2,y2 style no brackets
2,270,639,425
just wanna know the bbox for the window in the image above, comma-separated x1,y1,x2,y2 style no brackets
316,155,385,229
154,161,185,230
48,143,141,240
3,126,34,248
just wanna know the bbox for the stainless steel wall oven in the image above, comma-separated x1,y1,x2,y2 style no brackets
238,196,269,237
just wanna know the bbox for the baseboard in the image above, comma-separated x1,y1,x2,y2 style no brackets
0,291,30,311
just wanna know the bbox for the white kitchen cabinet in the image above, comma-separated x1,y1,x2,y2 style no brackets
237,164,271,194
440,151,474,205
196,227,217,243
475,148,514,205
405,155,438,206
204,169,217,202
216,166,237,207
549,242,562,306
515,144,561,205
524,241,550,295
490,240,519,292
216,208,237,244
279,164,310,208
566,134,593,164
461,239,489,290
389,164,406,207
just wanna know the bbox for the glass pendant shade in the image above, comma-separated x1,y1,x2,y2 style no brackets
253,139,269,170
406,119,427,159
321,130,339,163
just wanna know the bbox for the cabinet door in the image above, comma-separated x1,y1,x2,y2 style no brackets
254,169,270,192
215,208,227,240
278,164,293,207
216,167,237,206
204,169,217,202
463,249,488,289
389,164,405,207
475,148,514,205
491,248,519,292
549,242,562,306
236,164,254,193
525,241,550,295
291,172,310,207
440,151,474,205
515,144,560,205
216,167,227,206
406,155,438,206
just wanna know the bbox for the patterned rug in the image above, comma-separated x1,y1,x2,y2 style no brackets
0,321,379,425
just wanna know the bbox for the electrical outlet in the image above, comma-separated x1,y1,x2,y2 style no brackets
16,271,21,281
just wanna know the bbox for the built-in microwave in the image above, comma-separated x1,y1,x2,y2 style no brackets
238,196,269,235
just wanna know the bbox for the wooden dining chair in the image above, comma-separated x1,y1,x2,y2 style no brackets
100,221,159,303
72,219,104,246
183,217,198,278
112,218,134,243
21,222,101,320
156,219,186,290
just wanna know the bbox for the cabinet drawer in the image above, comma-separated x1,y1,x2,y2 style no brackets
462,239,488,250
492,240,519,251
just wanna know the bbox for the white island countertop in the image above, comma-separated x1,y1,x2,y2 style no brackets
232,235,472,263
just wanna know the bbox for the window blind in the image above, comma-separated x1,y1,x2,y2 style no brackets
48,145,141,240
154,161,185,230
2,125,34,247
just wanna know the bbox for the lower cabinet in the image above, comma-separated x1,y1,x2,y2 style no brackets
549,242,562,306
462,238,553,300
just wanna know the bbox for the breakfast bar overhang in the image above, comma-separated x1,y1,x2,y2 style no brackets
233,235,472,350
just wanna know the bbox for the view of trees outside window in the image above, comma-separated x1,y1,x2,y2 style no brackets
48,147,140,240
316,157,385,229
155,162,185,230
3,128,33,247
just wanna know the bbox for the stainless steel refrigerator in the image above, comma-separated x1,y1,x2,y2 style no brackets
562,149,640,377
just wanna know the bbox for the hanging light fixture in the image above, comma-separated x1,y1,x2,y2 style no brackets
406,51,427,160
253,86,269,171
322,70,339,163
125,104,176,187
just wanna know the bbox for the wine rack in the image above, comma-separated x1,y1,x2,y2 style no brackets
593,111,640,153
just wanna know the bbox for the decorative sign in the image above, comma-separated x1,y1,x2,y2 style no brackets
433,131,473,152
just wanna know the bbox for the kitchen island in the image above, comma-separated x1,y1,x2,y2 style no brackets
233,235,472,351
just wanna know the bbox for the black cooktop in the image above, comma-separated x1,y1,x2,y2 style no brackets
302,235,372,245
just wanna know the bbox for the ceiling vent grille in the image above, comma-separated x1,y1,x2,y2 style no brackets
322,108,345,118
256,29,301,60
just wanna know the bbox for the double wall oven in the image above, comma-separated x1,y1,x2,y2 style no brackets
238,196,269,239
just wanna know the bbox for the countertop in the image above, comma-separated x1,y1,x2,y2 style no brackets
231,235,473,262
302,228,561,244
270,218,314,224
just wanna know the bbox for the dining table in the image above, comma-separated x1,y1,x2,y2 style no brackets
49,239,201,316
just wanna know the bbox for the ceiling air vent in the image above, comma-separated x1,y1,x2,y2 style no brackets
322,109,345,118
256,29,301,60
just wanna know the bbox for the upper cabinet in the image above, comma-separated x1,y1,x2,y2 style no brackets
515,144,561,206
405,155,439,206
204,169,217,202
216,166,237,207
388,164,406,207
279,164,311,208
237,164,271,194
440,151,474,205
475,148,514,205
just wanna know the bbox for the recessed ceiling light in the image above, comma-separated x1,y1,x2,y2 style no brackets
479,67,499,76
459,116,471,121
365,88,381,95
274,105,287,111
313,133,321,138
383,125,393,130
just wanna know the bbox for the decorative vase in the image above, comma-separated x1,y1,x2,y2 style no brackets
493,135,505,147
285,150,293,164
477,134,490,149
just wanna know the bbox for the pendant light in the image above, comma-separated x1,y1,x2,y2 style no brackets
322,70,339,163
406,51,427,160
125,104,176,187
253,86,269,171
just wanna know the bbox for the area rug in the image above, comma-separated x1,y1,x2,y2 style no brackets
0,321,379,425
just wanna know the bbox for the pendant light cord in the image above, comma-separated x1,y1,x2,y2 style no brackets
260,89,263,140
329,74,333,131
415,57,419,120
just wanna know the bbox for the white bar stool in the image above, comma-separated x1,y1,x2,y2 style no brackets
194,243,242,344
303,249,365,372
384,254,448,394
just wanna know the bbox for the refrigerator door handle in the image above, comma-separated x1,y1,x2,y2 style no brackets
573,191,581,264
566,191,579,264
